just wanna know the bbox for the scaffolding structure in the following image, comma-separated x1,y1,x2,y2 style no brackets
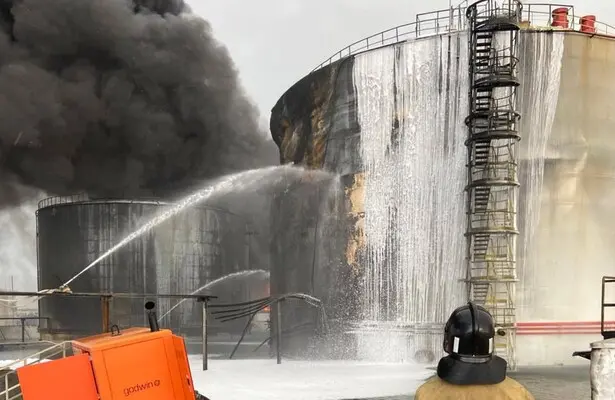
465,0,522,369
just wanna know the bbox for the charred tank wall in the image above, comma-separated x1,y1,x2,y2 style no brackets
270,57,360,174
271,33,470,361
270,58,361,357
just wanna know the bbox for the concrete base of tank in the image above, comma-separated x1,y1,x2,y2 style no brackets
271,318,442,364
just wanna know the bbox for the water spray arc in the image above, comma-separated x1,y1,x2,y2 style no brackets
209,293,329,362
465,0,522,369
157,270,269,322
33,166,331,300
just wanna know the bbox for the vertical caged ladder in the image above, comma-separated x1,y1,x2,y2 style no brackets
465,0,522,370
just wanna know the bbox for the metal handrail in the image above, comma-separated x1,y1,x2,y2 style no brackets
601,276,615,339
35,194,252,224
37,193,89,209
0,341,56,348
311,2,615,73
310,6,463,72
215,293,328,362
0,341,71,400
467,0,521,21
0,316,53,344
37,193,168,209
0,341,70,370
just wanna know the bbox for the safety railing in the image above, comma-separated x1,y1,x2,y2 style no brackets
468,0,522,23
0,341,71,400
36,194,250,224
210,293,328,364
519,3,615,36
37,193,89,209
474,49,519,76
601,276,615,339
311,4,469,71
312,2,615,73
36,193,168,209
0,317,52,343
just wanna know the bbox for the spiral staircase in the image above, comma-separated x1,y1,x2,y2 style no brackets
465,0,522,370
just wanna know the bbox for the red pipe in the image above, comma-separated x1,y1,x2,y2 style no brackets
517,330,600,336
580,15,597,34
551,7,570,29
519,325,615,330
518,321,614,327
516,321,615,335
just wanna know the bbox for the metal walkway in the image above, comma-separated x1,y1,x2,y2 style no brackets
312,3,615,73
465,0,522,370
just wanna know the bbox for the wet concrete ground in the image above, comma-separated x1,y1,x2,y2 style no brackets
510,366,590,400
1,343,592,400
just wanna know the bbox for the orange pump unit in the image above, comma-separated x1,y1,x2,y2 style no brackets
15,302,200,400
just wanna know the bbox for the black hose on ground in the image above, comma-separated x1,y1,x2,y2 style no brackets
211,300,271,321
208,297,270,309
195,390,210,400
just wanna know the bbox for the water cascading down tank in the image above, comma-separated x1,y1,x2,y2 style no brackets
270,1,615,367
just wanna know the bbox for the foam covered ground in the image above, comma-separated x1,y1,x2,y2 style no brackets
189,357,433,400
0,358,48,370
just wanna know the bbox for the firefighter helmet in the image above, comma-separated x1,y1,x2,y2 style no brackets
437,302,507,385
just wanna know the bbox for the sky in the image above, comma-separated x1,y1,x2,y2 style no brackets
190,0,452,127
189,0,615,129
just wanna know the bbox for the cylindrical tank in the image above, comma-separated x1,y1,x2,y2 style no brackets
269,57,364,358
36,195,254,339
270,20,615,365
271,33,469,362
269,171,350,358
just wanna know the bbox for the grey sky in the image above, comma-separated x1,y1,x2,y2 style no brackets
191,0,615,125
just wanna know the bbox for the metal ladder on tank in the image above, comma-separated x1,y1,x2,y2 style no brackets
465,0,522,370
0,341,71,400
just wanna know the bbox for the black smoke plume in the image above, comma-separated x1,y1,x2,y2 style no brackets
0,0,277,205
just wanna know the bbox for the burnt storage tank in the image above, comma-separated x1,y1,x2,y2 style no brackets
270,2,615,367
268,51,366,359
36,195,254,339
270,172,350,358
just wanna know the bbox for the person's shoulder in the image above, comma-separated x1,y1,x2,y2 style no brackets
416,376,440,388
501,376,527,388
415,376,441,394
500,377,535,399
